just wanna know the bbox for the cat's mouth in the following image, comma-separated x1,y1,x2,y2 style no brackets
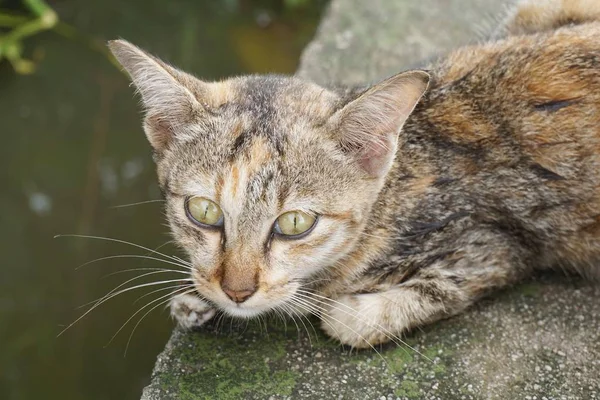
193,278,298,319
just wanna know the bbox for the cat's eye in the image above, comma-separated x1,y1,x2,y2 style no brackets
273,211,317,238
185,196,224,228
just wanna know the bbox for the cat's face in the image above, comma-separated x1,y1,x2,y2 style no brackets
109,40,428,318
158,76,382,317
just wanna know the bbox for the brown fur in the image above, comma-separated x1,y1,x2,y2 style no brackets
110,0,600,347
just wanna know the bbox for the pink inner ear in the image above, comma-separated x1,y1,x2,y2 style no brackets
144,113,175,151
357,134,395,178
336,70,429,179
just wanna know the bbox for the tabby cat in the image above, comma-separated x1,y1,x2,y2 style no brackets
108,0,600,348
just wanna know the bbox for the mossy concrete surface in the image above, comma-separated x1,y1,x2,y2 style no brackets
141,1,600,399
141,278,599,399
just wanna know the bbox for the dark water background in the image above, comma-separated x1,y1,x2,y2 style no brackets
0,1,325,398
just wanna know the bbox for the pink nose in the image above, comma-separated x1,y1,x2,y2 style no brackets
222,286,256,303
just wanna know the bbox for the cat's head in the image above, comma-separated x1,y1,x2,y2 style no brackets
109,40,428,318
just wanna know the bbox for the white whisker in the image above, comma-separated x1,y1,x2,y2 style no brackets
79,271,189,309
287,295,387,364
76,254,192,272
150,240,190,265
111,199,165,208
282,302,314,347
57,277,191,337
102,267,189,279
296,308,319,345
121,287,197,356
109,286,192,344
281,302,310,339
271,307,289,332
54,234,190,266
133,284,193,304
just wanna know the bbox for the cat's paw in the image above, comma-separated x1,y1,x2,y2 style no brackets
170,292,216,330
319,294,395,349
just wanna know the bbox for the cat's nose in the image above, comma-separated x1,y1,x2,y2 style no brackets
222,285,256,303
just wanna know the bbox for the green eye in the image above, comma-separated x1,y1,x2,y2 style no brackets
274,211,317,238
186,197,224,227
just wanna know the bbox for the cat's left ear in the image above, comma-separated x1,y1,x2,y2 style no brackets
332,70,430,178
108,39,208,151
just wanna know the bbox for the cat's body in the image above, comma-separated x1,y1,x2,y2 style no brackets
109,0,600,348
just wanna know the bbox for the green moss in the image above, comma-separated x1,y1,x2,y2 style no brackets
152,325,301,399
432,362,446,374
423,347,437,359
387,346,415,373
394,380,421,398
270,370,298,395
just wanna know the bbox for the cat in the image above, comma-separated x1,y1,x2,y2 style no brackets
108,0,600,348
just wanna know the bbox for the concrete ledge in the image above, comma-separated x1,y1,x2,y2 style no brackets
142,277,599,399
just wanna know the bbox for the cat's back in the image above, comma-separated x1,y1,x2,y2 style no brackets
426,21,600,154
399,21,600,273
412,21,600,183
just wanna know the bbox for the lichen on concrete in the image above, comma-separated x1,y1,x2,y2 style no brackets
147,327,299,399
141,1,600,398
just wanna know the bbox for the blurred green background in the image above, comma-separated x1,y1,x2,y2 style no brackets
0,0,326,398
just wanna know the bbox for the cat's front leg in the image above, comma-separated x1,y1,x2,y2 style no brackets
320,235,526,348
319,287,446,348
170,292,216,330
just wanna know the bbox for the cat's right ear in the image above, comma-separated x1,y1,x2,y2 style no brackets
331,70,429,178
108,39,207,151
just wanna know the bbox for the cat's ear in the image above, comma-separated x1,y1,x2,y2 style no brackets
333,70,429,178
108,39,207,151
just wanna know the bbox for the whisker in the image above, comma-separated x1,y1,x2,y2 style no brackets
293,292,398,350
257,314,268,337
271,307,288,332
57,277,192,337
111,199,165,209
149,240,190,265
151,240,189,265
154,239,175,250
79,271,189,309
284,303,313,347
54,234,190,266
295,298,380,356
280,303,304,337
229,315,235,333
122,287,197,356
241,318,250,335
215,310,227,333
287,296,387,364
102,267,189,279
106,285,192,348
133,284,192,304
76,254,192,272
295,290,397,337
296,308,319,345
